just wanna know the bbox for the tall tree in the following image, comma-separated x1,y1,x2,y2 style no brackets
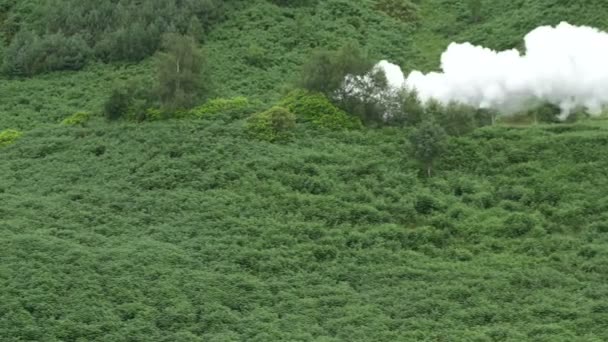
156,33,206,110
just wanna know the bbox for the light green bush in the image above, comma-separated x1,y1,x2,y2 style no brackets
246,106,296,142
280,90,362,130
0,129,23,147
61,111,91,126
189,97,250,118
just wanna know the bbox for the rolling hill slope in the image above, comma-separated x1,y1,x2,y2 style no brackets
2,1,608,341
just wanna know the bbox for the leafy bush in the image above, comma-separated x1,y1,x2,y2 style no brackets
502,213,538,237
374,0,420,23
384,88,425,127
156,33,207,111
1,0,225,75
61,111,91,126
246,106,296,142
414,193,443,215
2,31,91,76
103,88,131,121
0,129,22,147
189,97,250,118
409,121,448,177
299,42,373,96
280,90,362,130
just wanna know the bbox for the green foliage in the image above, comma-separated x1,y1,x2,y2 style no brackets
374,0,420,23
3,1,608,341
385,88,425,126
409,120,447,177
61,111,91,126
435,102,479,136
300,42,373,96
3,120,608,340
156,33,207,111
336,66,391,125
0,128,21,147
2,31,91,76
103,88,131,121
0,0,225,75
467,0,483,23
529,102,562,124
246,106,297,142
280,90,362,130
188,97,250,118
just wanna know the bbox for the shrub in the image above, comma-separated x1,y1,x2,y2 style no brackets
414,194,443,215
299,42,373,96
409,121,448,177
156,33,207,111
280,90,362,130
104,88,131,121
246,106,296,142
434,102,479,136
244,44,269,68
0,129,22,147
502,213,538,237
374,0,420,23
188,97,250,118
384,88,424,127
2,31,90,76
61,111,91,126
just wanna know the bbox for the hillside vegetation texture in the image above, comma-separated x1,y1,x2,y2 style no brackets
2,0,608,341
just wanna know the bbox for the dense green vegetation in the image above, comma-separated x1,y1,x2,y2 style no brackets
3,119,608,341
2,0,608,340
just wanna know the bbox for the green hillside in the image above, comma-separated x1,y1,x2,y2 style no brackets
2,1,608,341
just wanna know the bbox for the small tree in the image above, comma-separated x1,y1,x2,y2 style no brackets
436,102,478,136
336,65,390,124
104,88,131,121
299,42,372,97
385,87,424,126
409,121,447,177
468,0,483,23
156,33,206,111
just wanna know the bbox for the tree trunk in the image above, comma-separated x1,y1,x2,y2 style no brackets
176,59,181,95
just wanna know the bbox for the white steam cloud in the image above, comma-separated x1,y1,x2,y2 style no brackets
377,22,608,117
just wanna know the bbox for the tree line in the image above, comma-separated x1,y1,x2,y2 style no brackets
0,0,225,76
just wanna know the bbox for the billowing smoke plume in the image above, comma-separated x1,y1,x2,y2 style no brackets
377,22,608,117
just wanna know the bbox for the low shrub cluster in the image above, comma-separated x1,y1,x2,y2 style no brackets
0,129,22,147
188,97,251,119
246,106,297,142
61,111,91,126
280,90,362,130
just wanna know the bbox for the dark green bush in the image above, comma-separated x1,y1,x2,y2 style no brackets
374,0,420,23
414,194,443,215
2,31,90,76
103,88,131,121
1,0,225,75
502,213,538,237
